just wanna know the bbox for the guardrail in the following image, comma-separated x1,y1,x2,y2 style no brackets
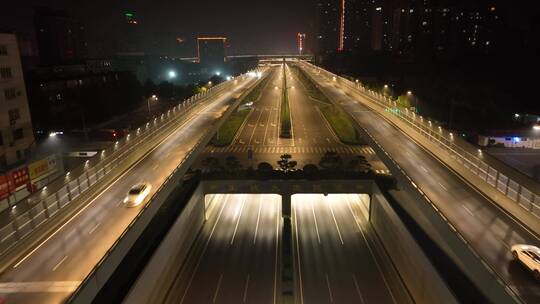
301,61,540,221
298,63,522,303
0,73,253,256
66,68,269,303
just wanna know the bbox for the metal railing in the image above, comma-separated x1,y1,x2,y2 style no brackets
302,61,540,220
300,62,523,303
66,68,269,303
0,75,244,256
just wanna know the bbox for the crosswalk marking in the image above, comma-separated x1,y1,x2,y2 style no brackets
204,145,379,155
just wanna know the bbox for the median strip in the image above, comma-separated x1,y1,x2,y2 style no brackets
291,65,362,145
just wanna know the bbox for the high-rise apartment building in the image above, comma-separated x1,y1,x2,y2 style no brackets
34,7,87,65
317,0,503,57
197,37,226,71
0,33,35,170
315,0,341,55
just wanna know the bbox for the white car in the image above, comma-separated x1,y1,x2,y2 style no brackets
123,183,151,207
512,244,540,280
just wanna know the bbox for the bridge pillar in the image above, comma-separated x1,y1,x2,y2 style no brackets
282,194,291,218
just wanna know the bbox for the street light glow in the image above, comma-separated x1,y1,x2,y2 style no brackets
533,125,540,131
168,71,177,78
407,91,412,95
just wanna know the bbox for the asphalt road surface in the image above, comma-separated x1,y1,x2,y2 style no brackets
0,76,259,304
306,66,540,303
234,66,282,147
164,194,281,304
292,194,408,304
205,64,389,173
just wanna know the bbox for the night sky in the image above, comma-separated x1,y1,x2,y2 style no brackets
1,0,315,57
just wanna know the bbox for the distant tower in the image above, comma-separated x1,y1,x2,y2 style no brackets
297,33,306,55
338,0,346,51
121,11,141,52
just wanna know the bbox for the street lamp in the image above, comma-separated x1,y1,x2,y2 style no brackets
147,94,158,117
407,91,418,113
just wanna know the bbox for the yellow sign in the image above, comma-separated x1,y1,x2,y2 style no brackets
29,158,49,180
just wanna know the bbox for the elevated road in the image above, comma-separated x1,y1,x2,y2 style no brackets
0,76,260,304
303,65,540,303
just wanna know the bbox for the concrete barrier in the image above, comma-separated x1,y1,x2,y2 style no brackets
123,185,205,304
66,70,270,304
296,63,520,303
371,185,458,304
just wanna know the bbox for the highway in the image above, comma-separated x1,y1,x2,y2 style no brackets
304,65,540,303
286,64,341,149
163,194,281,304
0,76,259,304
292,194,409,304
234,66,282,147
205,64,388,172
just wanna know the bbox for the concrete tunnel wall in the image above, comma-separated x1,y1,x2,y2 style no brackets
124,180,458,304
370,185,458,304
124,185,206,304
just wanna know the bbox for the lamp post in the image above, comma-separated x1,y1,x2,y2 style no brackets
147,94,158,118
407,90,418,113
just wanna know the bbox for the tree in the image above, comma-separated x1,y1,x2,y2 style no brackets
303,164,318,174
277,154,297,172
225,156,242,171
257,162,273,172
318,151,343,170
201,157,221,172
349,155,371,173
143,80,157,99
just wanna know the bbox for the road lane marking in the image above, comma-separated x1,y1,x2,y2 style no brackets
243,274,250,303
328,199,344,245
213,273,224,303
311,201,321,244
180,195,228,304
352,274,367,304
248,106,265,145
293,202,305,304
88,222,100,235
152,164,159,171
420,166,428,173
463,205,475,216
12,92,234,269
0,281,81,293
253,197,262,244
52,255,68,272
230,195,247,245
325,273,334,302
438,182,448,192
